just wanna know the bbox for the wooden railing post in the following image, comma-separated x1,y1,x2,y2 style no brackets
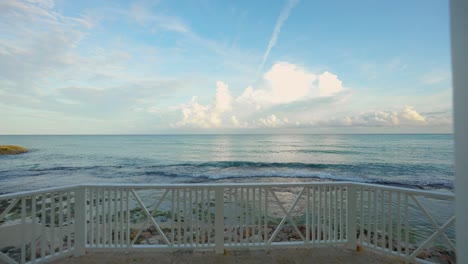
215,187,225,254
74,187,86,256
346,184,357,250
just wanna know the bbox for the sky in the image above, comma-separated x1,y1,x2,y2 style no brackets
0,0,453,134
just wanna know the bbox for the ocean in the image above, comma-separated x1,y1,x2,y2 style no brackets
0,134,454,194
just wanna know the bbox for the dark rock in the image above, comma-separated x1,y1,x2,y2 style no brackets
0,246,14,253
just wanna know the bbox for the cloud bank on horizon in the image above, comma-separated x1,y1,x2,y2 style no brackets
0,0,453,134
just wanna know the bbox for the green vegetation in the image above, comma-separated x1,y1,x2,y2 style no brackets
0,145,28,155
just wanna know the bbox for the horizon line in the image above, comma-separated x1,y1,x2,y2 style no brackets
0,133,454,136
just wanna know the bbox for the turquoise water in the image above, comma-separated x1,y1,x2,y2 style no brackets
0,134,453,194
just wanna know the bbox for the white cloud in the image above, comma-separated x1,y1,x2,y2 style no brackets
263,62,316,103
322,106,428,127
175,81,234,128
214,81,232,112
401,105,426,122
26,0,54,9
129,1,189,33
255,114,290,128
175,62,347,129
421,71,450,85
239,62,344,105
257,0,299,75
318,71,343,96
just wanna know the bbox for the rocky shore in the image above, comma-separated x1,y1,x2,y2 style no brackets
0,145,28,155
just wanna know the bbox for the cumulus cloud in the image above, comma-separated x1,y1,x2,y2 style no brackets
322,106,428,127
175,81,234,128
175,62,347,129
318,71,343,96
256,114,289,128
401,106,426,122
239,62,344,106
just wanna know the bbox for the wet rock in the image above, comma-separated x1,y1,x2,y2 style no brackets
0,145,28,155
416,250,432,260
0,246,15,253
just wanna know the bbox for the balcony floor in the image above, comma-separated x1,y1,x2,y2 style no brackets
51,246,401,264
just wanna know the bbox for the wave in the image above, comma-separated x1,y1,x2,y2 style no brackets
0,161,453,191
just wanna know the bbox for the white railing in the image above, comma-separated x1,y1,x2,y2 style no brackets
0,182,455,263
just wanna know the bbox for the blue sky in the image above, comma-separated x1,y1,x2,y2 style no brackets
0,0,452,134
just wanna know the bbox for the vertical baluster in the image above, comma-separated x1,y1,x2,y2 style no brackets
126,189,130,247
201,188,206,246
107,188,112,247
51,193,56,255
359,187,363,244
246,188,250,244
312,186,316,243
228,188,232,246
97,189,101,246
240,187,244,246
21,197,26,263
119,189,124,247
340,186,348,240
373,189,378,248
264,188,268,244
405,194,409,258
177,189,181,247
397,192,401,255
59,192,64,253
200,188,205,247
101,188,107,247
31,195,36,262
328,186,331,242
114,188,117,246
89,189,94,247
189,188,194,247
256,187,259,244
197,189,201,246
196,189,200,247
257,187,262,245
367,189,371,244
106,189,110,247
318,186,321,242
323,186,327,241
41,194,46,258
108,189,111,246
207,188,212,246
67,191,71,249
171,189,175,246
337,187,340,242
381,190,385,250
102,189,106,246
306,187,310,243
334,186,338,242
252,188,256,245
235,188,239,244
389,191,393,252
184,188,188,245
67,191,72,249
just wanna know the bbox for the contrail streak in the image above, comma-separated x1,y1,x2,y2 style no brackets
257,0,299,78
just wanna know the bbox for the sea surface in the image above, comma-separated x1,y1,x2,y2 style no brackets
0,134,454,194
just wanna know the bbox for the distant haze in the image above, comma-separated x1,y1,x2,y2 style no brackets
0,0,452,134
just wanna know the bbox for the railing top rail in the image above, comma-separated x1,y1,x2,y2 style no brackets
80,181,352,188
0,185,78,200
349,182,454,200
0,181,454,200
